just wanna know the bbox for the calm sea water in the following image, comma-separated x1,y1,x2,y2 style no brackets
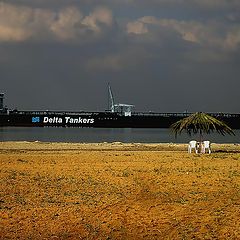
0,127,239,143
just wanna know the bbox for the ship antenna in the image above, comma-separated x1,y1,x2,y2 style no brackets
108,83,115,112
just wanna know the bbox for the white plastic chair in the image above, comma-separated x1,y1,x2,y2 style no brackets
188,140,197,153
202,141,211,154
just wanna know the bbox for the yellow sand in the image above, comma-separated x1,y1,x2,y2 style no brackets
0,142,240,239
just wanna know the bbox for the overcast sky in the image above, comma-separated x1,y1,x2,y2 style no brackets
0,0,240,113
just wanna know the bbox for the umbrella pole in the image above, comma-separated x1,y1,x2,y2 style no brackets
199,130,203,154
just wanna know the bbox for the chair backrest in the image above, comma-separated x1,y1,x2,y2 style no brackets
203,141,210,148
189,140,197,148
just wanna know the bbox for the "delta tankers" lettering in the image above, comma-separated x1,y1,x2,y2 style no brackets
43,116,94,124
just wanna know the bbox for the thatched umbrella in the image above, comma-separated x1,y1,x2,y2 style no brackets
171,112,235,150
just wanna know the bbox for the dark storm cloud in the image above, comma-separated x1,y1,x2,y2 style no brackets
0,1,240,112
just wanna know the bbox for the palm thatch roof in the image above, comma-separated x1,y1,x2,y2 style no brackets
171,112,235,137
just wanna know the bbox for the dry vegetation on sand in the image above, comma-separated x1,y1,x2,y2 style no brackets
0,142,240,239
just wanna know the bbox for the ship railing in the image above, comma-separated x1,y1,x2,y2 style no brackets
9,110,107,116
131,112,191,117
132,112,240,118
8,110,240,118
11,111,191,117
209,113,240,118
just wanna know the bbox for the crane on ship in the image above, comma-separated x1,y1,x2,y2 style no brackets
108,83,134,116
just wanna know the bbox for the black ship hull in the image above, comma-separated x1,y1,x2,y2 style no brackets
0,111,240,129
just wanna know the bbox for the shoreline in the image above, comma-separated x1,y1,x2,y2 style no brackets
0,141,240,152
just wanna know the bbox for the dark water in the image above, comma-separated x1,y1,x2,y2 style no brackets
0,127,239,143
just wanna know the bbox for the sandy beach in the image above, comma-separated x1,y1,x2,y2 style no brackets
0,141,240,239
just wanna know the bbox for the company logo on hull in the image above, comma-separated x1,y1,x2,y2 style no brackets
32,117,40,123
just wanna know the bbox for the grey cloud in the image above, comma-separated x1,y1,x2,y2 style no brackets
188,0,240,9
85,47,151,72
82,13,240,74
5,0,240,14
10,0,240,7
50,7,84,41
127,16,240,52
127,20,148,34
0,3,55,42
224,27,240,50
0,3,114,43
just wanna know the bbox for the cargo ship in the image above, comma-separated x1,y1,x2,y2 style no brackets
0,87,240,129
